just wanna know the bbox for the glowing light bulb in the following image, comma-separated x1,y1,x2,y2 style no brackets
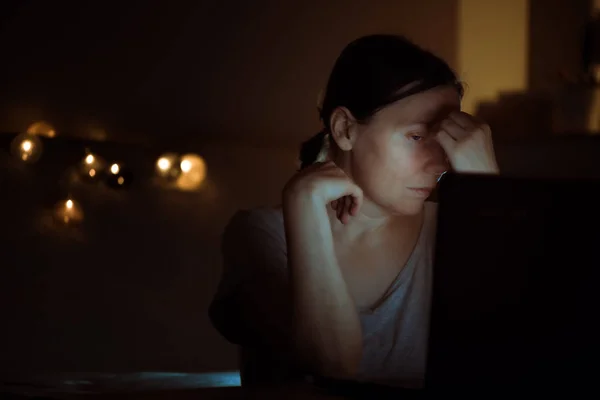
176,154,207,191
21,140,32,152
79,152,105,182
105,163,132,189
11,133,43,163
54,198,83,224
157,157,171,171
180,159,192,173
155,153,180,181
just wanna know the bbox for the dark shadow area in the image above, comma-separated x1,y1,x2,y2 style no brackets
0,135,297,380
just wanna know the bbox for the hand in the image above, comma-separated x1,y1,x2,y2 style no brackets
436,111,500,174
283,161,363,225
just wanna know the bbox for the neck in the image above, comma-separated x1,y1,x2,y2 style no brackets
328,198,425,244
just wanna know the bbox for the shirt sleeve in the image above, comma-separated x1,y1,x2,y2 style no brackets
208,209,290,347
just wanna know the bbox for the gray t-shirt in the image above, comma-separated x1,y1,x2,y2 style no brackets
210,202,438,388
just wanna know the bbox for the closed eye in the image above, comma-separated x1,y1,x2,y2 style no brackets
409,134,425,141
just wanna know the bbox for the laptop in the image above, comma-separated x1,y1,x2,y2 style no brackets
425,173,600,392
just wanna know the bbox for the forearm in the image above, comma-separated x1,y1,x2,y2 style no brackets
283,194,362,378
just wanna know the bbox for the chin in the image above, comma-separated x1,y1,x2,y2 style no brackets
387,199,426,216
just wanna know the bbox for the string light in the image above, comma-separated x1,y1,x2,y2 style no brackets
157,157,171,171
155,153,181,180
54,198,83,224
176,153,207,191
22,140,33,152
10,133,43,163
80,150,105,182
106,162,132,189
180,159,192,173
5,128,216,238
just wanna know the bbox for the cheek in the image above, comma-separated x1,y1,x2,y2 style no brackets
357,141,417,183
380,143,426,182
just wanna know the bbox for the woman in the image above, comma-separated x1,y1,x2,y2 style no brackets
209,34,499,388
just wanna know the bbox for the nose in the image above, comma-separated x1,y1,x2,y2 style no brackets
424,140,449,177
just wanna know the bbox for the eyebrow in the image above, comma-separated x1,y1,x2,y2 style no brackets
423,103,459,123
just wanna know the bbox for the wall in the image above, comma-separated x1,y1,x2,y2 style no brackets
0,0,459,146
528,0,591,92
457,0,529,114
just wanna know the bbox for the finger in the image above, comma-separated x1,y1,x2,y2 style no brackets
336,196,344,221
440,118,468,141
341,196,352,224
448,111,477,130
350,185,363,216
435,130,456,153
340,198,347,224
349,196,359,216
331,199,338,210
340,196,348,223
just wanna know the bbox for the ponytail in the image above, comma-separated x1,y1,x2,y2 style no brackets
299,130,329,170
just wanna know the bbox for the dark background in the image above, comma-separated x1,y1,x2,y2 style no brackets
1,0,599,379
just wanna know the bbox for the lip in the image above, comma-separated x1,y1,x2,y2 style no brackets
408,187,434,197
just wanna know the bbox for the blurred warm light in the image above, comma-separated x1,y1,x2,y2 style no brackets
106,166,132,189
176,153,207,191
54,198,83,224
11,133,43,163
80,151,105,181
21,140,32,152
155,153,181,180
180,159,192,173
157,157,171,171
26,121,56,138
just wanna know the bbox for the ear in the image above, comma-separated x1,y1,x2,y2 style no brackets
329,107,358,151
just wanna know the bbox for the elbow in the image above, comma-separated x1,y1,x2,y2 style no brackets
290,320,363,380
293,335,362,380
315,348,362,380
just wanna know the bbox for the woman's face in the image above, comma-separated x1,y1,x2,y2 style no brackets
345,85,460,217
